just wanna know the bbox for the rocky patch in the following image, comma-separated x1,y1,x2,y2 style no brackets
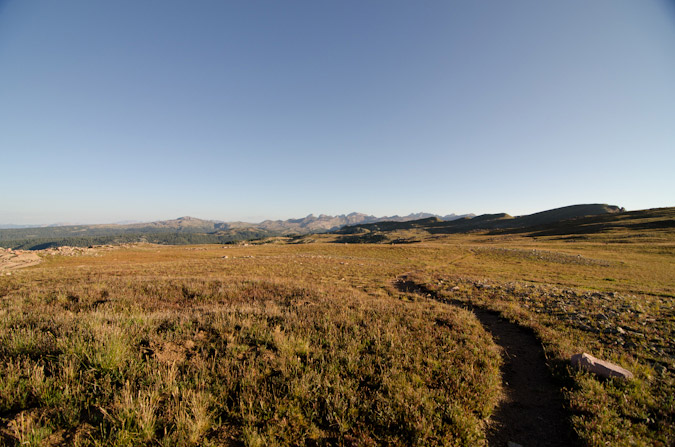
571,352,634,379
437,278,674,370
473,247,612,266
0,247,42,272
42,245,118,256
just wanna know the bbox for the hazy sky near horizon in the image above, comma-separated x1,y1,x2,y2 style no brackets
1,1,674,224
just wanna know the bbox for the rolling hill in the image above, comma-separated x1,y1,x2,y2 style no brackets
328,204,675,244
335,204,623,235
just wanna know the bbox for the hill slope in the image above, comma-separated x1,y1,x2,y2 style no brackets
336,204,620,235
330,204,668,243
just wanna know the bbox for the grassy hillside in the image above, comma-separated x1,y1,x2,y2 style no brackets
329,206,669,244
333,205,623,238
496,207,675,239
507,203,622,228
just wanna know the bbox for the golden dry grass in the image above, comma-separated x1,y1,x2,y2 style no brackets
0,243,501,446
0,225,673,446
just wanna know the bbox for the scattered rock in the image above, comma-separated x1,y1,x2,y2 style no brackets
475,247,611,266
0,247,42,271
570,353,634,379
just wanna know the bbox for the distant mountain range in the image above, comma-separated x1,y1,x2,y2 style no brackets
0,205,633,250
229,212,472,234
0,212,472,235
0,212,473,249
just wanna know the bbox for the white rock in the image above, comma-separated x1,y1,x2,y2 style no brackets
570,352,634,379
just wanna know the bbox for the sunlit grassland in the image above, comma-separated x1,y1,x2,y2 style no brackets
413,231,674,447
0,243,501,446
0,227,673,446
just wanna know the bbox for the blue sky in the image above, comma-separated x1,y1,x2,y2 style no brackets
1,1,674,224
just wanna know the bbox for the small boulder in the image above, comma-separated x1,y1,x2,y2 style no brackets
570,353,634,379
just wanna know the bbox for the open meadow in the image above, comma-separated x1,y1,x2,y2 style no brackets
0,223,673,446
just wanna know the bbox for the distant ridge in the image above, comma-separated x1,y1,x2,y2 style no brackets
3,204,655,250
0,211,472,249
334,204,625,236
0,224,44,230
249,212,473,233
509,204,624,228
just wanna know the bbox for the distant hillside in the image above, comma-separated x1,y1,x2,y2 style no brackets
492,206,674,238
332,204,631,242
2,205,649,249
0,217,221,242
502,204,624,229
0,217,249,249
0,212,472,249
253,212,472,234
0,224,44,230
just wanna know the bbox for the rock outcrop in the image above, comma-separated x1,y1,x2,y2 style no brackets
570,353,634,379
0,248,42,272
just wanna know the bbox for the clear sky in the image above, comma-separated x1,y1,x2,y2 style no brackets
1,0,674,224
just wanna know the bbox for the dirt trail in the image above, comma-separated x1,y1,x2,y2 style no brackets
394,276,580,447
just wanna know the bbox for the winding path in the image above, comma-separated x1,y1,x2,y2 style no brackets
394,276,580,447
